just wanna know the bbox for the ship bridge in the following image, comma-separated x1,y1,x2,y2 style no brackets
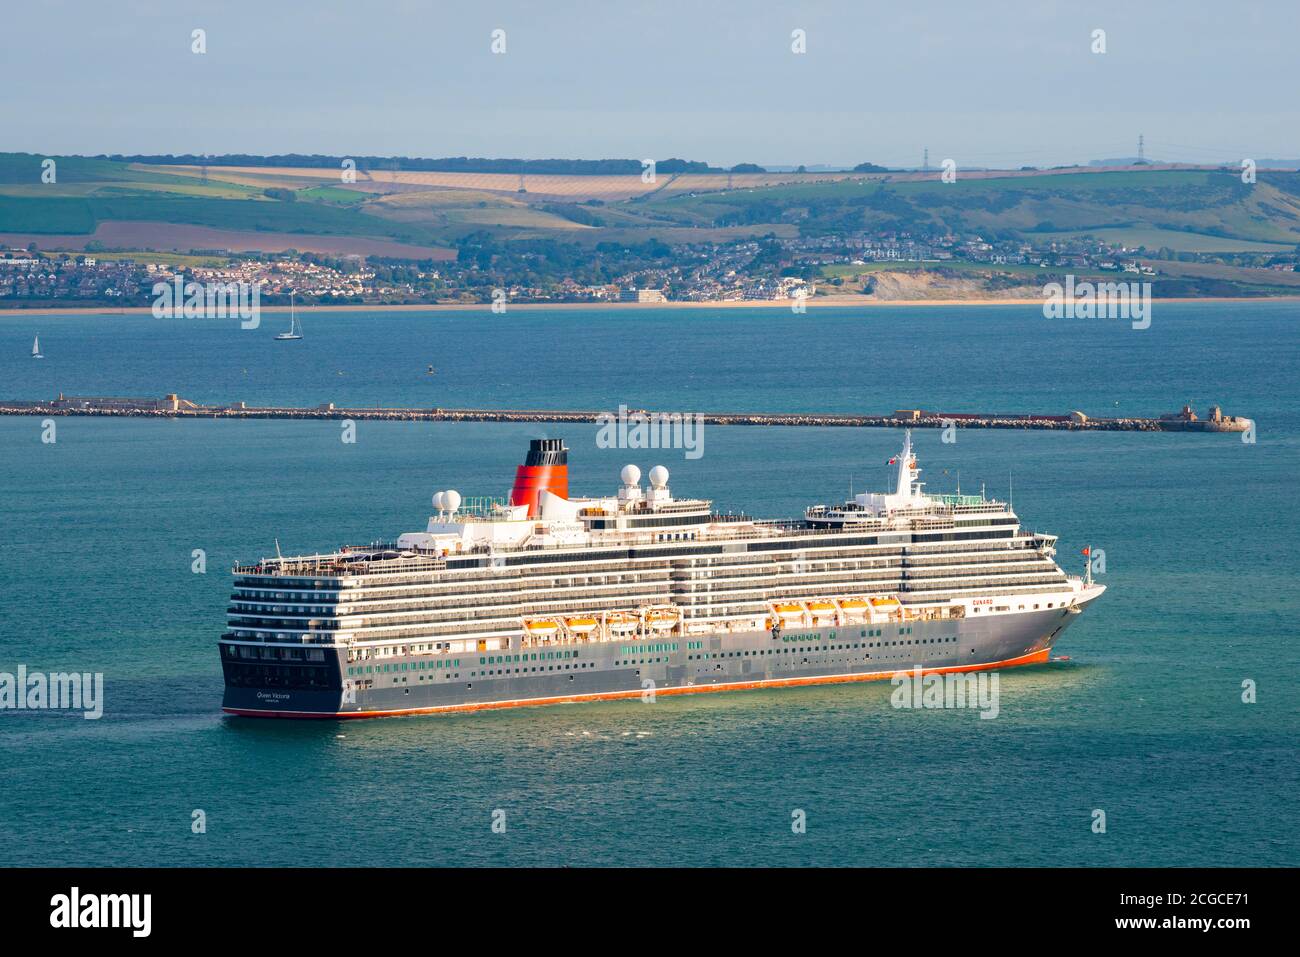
805,431,1012,529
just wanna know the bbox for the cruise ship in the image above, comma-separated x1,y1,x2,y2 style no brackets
220,434,1104,718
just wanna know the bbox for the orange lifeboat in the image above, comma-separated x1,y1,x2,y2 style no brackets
606,612,639,635
838,598,869,618
773,603,805,623
646,609,679,632
566,617,598,635
523,618,560,637
807,600,837,621
867,596,902,621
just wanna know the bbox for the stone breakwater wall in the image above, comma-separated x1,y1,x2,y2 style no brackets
0,401,1209,431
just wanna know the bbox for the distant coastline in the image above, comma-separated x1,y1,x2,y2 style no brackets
4,295,1299,317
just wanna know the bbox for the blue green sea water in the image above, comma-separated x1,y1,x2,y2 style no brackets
0,302,1296,866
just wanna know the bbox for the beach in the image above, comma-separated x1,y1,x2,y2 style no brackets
3,294,1299,317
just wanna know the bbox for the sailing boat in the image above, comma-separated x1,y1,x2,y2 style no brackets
31,335,43,359
275,291,303,340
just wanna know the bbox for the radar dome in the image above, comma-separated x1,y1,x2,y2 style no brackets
444,489,462,513
621,464,642,486
432,491,446,510
649,465,669,488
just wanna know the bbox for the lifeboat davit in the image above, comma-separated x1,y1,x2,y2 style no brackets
566,617,598,635
646,609,679,632
523,618,560,637
606,612,639,635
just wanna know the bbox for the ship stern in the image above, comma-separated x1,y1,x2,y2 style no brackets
219,641,353,718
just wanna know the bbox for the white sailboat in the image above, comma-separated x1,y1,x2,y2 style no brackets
31,335,43,359
275,291,303,340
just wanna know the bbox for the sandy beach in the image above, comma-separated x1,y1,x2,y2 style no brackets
2,295,1297,317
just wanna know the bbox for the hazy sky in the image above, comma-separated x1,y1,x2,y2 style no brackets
4,0,1297,167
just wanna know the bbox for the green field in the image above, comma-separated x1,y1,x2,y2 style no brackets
641,168,1300,246
0,153,446,246
59,249,233,267
1036,226,1296,253
4,153,1300,264
297,185,369,205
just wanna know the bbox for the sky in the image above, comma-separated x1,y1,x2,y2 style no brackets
3,0,1297,168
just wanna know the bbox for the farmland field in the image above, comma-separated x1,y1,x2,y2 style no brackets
0,222,455,259
5,153,1300,261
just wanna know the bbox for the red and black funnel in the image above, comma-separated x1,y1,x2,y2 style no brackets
510,439,568,517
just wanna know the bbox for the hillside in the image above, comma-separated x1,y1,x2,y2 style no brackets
3,154,1300,288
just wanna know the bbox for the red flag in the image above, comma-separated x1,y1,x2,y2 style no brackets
1081,546,1091,556
888,457,897,465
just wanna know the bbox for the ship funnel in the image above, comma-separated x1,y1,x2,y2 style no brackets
510,439,569,517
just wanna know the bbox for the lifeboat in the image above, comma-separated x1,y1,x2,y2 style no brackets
523,618,560,637
867,596,903,622
645,609,679,632
807,600,837,621
838,598,869,619
606,612,639,635
773,603,805,623
566,617,598,635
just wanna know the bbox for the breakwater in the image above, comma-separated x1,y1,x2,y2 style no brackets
0,395,1253,432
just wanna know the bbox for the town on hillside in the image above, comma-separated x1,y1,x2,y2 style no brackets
2,228,1297,307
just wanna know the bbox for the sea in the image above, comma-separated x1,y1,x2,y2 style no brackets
0,301,1296,867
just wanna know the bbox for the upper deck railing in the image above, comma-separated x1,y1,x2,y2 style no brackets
233,546,447,579
232,509,1041,579
935,493,991,507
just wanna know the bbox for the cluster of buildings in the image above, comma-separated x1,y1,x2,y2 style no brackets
0,253,147,301
184,259,380,299
0,251,395,303
4,227,1296,308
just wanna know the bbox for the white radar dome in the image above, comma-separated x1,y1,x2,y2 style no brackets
621,464,642,486
432,491,446,510
444,489,462,512
649,466,669,488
